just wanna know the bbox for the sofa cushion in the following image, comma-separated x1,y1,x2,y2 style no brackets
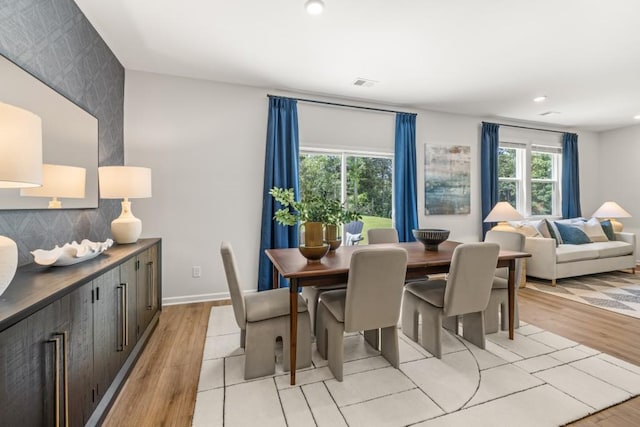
545,219,562,246
556,245,599,263
583,217,609,242
588,241,634,258
555,222,591,245
600,220,615,241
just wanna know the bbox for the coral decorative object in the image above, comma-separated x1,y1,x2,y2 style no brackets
31,239,114,266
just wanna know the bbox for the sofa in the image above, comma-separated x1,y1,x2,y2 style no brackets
508,218,636,286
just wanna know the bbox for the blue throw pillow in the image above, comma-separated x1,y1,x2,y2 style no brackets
554,222,591,245
544,219,560,246
600,219,615,241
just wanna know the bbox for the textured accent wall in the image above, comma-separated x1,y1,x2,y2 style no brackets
0,0,124,265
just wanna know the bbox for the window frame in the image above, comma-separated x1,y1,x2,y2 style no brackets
299,147,395,222
498,138,562,218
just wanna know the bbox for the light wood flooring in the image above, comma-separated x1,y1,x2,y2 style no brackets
103,280,640,426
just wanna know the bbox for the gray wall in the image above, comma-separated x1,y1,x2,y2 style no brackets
0,0,124,264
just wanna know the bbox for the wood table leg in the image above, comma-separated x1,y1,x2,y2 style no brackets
272,265,279,289
289,278,298,385
508,259,515,340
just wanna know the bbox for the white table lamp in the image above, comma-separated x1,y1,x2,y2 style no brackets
20,164,86,208
98,166,152,244
592,201,631,232
484,201,524,231
0,102,43,295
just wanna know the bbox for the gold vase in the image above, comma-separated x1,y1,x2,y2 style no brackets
324,224,342,251
299,222,329,263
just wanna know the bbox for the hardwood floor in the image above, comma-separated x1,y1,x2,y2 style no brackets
103,284,640,426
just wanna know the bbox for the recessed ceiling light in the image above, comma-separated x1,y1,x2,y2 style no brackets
305,0,324,15
533,96,547,103
634,114,640,120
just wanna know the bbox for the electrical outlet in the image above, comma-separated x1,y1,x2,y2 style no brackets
192,266,201,278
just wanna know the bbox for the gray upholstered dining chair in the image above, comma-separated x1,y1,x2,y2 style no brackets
315,246,408,381
483,230,525,333
367,227,400,244
401,242,500,358
220,241,312,379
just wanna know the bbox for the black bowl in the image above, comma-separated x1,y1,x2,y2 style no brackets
412,229,450,251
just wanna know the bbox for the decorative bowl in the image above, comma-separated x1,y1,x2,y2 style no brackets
299,244,330,263
412,229,450,251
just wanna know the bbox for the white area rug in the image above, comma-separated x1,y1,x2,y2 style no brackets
527,271,640,319
193,305,640,427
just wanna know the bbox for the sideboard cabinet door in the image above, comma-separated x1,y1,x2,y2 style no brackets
136,245,159,337
0,284,92,426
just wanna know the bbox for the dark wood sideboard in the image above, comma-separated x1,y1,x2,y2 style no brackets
0,238,162,426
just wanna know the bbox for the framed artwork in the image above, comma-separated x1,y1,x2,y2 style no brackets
424,144,470,215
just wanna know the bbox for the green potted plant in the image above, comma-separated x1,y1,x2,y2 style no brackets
323,199,361,250
269,187,327,248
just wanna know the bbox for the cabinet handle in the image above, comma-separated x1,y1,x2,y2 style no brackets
117,285,124,352
49,332,69,427
123,282,129,347
146,261,153,310
48,335,61,427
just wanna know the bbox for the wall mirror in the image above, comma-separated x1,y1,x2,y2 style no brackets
0,54,98,209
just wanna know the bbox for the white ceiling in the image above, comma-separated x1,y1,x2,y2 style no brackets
74,0,640,132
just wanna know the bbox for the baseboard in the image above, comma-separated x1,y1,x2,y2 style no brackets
162,289,256,306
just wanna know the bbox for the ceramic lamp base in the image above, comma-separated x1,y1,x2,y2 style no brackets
0,236,18,296
111,200,142,244
610,218,624,232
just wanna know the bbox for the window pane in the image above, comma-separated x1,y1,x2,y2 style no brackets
498,181,517,206
346,156,392,219
498,148,516,178
299,153,341,200
531,182,553,215
531,151,553,179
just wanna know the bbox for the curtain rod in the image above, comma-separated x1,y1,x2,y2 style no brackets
268,94,417,116
483,121,568,135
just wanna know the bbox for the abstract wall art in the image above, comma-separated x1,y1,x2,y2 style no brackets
424,144,470,215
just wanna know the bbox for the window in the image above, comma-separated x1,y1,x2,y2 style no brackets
498,141,562,217
299,149,393,243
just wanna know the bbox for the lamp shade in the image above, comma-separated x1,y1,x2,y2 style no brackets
0,102,43,188
484,202,524,222
20,164,86,199
98,166,152,199
592,201,631,219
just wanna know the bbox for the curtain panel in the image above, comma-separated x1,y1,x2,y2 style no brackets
257,97,300,291
561,132,582,218
481,122,500,237
393,113,419,242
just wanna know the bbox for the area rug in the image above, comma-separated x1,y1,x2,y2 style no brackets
526,271,640,319
192,305,640,427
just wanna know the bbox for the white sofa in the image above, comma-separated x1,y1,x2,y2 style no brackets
525,232,636,285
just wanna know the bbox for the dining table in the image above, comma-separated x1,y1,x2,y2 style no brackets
265,240,531,385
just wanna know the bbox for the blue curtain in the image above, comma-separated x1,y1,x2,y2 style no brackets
481,122,500,237
562,132,582,218
257,97,300,291
394,113,419,242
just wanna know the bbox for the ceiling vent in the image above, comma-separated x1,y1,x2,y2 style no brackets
352,78,376,88
539,111,561,116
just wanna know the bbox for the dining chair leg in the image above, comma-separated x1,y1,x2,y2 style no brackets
240,328,246,349
401,291,420,342
316,303,329,359
462,311,486,350
380,326,399,368
326,316,345,381
283,311,312,371
364,329,380,350
420,304,443,359
244,322,278,379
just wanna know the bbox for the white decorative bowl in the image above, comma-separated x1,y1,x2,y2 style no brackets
31,239,114,267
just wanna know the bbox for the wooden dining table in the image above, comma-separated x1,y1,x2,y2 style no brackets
265,240,530,385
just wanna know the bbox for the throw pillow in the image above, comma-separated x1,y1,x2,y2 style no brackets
507,221,540,237
544,219,562,246
554,221,591,245
600,219,615,241
533,219,551,238
583,217,608,242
